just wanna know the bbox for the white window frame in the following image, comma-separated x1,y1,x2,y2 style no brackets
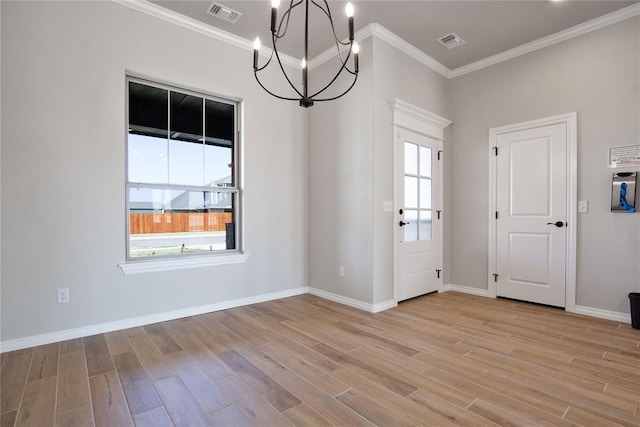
119,74,248,274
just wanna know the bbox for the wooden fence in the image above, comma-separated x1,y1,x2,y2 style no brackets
130,212,232,234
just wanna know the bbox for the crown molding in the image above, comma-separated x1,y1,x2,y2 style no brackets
113,0,640,80
307,24,373,70
111,0,300,69
449,2,640,78
392,99,451,140
393,99,451,129
308,23,450,78
369,23,451,78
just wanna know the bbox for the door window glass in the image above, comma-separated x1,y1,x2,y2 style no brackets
403,142,433,241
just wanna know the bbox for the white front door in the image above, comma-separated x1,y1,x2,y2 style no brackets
396,128,440,302
495,122,568,307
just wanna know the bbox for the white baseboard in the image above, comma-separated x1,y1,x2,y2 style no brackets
0,287,308,353
307,287,396,313
572,305,631,324
3,285,631,353
372,299,398,313
441,284,631,325
441,283,491,297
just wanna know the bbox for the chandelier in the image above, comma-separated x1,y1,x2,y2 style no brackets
253,0,360,108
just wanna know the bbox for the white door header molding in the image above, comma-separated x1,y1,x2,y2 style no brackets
392,99,451,140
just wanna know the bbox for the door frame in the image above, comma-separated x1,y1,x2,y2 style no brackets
392,99,451,303
488,112,577,312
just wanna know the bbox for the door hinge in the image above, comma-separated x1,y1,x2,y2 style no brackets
493,273,498,282
495,211,499,220
493,146,499,156
436,269,442,279
437,150,443,161
436,210,442,220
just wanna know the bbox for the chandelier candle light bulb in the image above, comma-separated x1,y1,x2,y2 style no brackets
253,37,260,69
346,2,354,40
353,42,359,72
271,0,280,33
253,0,359,107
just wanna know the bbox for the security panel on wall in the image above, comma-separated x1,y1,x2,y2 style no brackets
611,172,637,213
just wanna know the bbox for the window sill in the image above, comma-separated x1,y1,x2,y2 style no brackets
119,253,249,275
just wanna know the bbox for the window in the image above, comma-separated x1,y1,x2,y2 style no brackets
403,142,432,241
126,77,240,259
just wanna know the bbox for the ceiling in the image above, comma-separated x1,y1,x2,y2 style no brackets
151,1,638,70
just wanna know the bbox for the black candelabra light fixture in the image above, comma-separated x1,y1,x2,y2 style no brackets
253,0,359,108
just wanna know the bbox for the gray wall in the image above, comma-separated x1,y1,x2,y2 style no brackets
308,38,375,303
308,36,451,305
449,17,640,313
1,1,308,342
2,2,638,345
370,38,451,303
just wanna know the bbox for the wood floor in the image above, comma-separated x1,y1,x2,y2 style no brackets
1,292,640,427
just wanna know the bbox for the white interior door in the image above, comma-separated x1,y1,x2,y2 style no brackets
396,128,440,302
495,122,568,307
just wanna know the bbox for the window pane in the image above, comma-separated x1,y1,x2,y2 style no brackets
420,178,432,209
205,99,234,186
404,142,417,175
129,186,235,257
419,211,432,241
128,134,168,184
169,139,204,186
405,176,418,209
404,210,418,242
129,82,168,138
170,92,204,186
170,92,203,142
128,82,169,183
420,146,432,177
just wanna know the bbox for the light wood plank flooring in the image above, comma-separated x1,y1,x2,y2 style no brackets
1,292,639,426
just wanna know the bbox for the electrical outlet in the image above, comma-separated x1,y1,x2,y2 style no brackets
58,288,69,304
578,200,589,213
339,266,345,277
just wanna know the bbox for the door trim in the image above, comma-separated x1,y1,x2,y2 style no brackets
488,112,577,312
392,99,451,304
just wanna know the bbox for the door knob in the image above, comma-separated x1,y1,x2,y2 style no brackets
546,221,565,228
399,221,410,227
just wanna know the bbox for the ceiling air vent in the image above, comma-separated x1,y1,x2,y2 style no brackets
438,32,466,49
206,1,242,24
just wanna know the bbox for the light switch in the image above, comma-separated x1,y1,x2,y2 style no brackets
578,200,588,213
383,201,393,212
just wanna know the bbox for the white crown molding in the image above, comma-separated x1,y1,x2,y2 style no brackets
309,23,450,78
449,2,640,78
392,98,451,140
0,287,308,353
111,0,300,69
369,23,451,78
307,24,373,70
112,1,640,80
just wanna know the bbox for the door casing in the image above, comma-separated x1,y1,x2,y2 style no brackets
392,99,451,304
488,112,577,312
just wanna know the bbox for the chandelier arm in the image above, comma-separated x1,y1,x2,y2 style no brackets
254,71,301,101
310,0,351,46
255,48,276,73
275,0,303,39
313,72,359,102
308,45,354,99
272,32,305,98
